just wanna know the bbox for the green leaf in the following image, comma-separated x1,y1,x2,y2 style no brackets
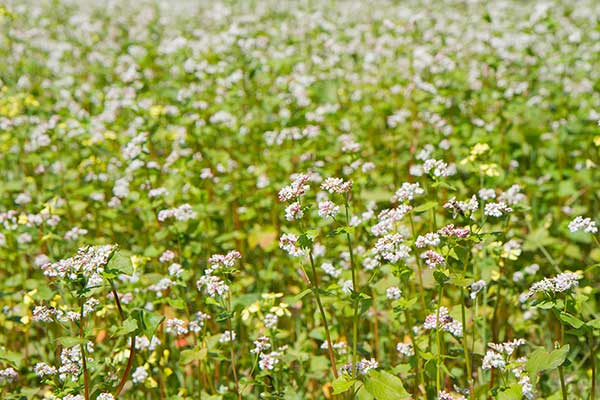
166,297,187,310
534,300,556,309
449,274,473,287
547,345,570,370
559,312,584,329
527,345,570,378
332,226,355,236
298,233,314,249
180,347,207,364
433,269,450,285
56,336,88,347
0,348,23,367
131,309,164,338
106,250,133,275
332,376,355,394
497,384,522,400
114,317,138,337
363,370,411,400
431,181,456,191
586,319,600,330
412,201,437,213
292,288,312,302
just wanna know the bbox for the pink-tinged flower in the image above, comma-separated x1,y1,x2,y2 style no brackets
278,174,310,202
197,275,229,298
437,224,470,238
317,200,339,219
391,182,424,203
285,201,304,221
321,177,352,194
421,250,445,268
279,233,304,256
423,306,462,337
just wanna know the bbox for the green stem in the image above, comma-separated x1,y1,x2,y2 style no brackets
111,284,136,398
461,288,474,399
79,301,90,400
404,310,424,399
558,367,567,400
408,213,427,313
558,301,567,400
226,294,242,400
344,199,359,381
308,250,339,378
435,284,445,393
590,331,596,400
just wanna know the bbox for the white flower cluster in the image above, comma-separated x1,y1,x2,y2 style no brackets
423,306,462,337
317,200,339,219
278,174,311,202
396,342,414,357
470,280,486,299
197,274,229,298
568,216,597,233
526,271,581,299
58,346,83,381
371,205,412,236
197,251,241,298
165,318,188,336
340,358,379,376
320,340,347,355
0,367,18,384
219,330,236,343
484,202,513,217
415,232,440,248
391,182,424,203
443,195,478,218
157,204,196,222
132,366,148,384
40,244,115,285
279,233,305,257
482,339,526,370
321,262,341,278
206,250,242,273
320,177,352,194
423,159,451,177
285,202,303,221
438,391,466,400
373,234,411,263
421,250,445,268
135,336,161,351
386,286,402,300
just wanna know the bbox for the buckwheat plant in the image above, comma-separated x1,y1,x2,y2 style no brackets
0,0,599,399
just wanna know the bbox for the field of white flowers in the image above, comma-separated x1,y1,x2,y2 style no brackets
0,0,599,399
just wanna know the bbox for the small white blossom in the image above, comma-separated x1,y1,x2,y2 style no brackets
568,216,598,233
386,286,402,300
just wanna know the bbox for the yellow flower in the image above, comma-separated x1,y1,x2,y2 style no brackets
149,105,165,118
23,290,36,305
23,95,39,108
18,214,29,225
270,302,291,318
261,292,284,300
241,301,261,321
479,163,500,177
461,143,490,164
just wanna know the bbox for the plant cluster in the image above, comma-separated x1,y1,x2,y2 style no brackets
0,0,599,399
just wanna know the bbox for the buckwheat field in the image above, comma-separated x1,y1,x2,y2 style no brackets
0,0,599,399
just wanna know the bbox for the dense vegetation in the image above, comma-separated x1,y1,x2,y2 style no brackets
0,0,599,399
